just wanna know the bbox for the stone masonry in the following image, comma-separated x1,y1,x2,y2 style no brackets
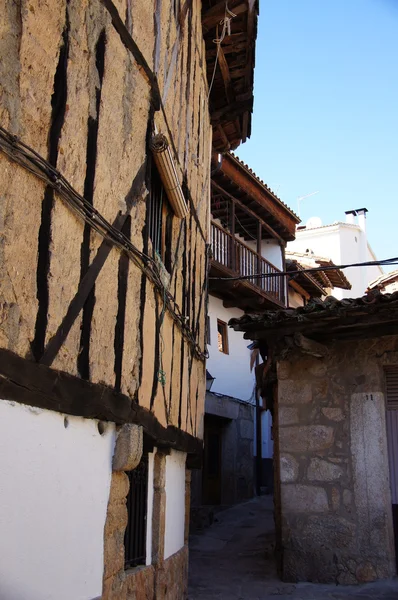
102,425,190,599
276,336,398,584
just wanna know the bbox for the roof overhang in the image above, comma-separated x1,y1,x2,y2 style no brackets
202,0,259,151
211,152,300,241
229,291,398,343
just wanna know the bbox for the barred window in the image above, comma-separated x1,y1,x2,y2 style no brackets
147,164,173,272
124,455,149,569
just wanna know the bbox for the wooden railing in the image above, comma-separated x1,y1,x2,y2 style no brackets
211,221,285,305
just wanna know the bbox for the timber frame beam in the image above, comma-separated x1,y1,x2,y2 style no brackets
211,180,284,244
0,349,203,460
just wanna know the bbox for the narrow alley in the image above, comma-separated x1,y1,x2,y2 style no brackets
188,497,398,600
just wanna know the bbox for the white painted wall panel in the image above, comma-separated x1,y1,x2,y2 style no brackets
0,400,116,600
207,295,254,401
164,450,186,559
146,449,156,565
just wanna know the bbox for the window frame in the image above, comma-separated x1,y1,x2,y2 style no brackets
147,160,173,273
124,454,149,570
217,319,229,355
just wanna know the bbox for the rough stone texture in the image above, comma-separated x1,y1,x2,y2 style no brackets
279,407,299,426
280,454,299,483
281,484,329,513
155,545,189,600
275,339,398,584
278,380,312,405
322,407,345,421
103,451,191,600
112,424,143,472
307,458,343,482
279,425,334,453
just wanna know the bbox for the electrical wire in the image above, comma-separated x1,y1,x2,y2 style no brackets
0,125,208,361
209,257,398,282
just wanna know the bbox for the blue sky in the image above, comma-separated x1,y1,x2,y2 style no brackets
236,0,398,266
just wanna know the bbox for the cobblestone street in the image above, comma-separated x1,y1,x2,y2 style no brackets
188,497,398,600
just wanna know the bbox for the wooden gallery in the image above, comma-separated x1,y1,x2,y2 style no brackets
0,1,257,599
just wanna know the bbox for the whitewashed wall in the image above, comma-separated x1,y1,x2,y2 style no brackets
0,400,116,600
207,295,254,401
164,450,186,559
146,449,156,565
288,221,383,299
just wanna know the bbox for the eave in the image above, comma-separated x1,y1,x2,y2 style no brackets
202,0,259,151
212,152,300,241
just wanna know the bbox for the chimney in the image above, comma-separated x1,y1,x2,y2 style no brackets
356,208,368,233
345,210,356,225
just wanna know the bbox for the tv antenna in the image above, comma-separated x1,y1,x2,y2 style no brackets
297,191,320,218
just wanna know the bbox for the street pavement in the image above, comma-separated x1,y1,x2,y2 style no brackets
188,496,398,600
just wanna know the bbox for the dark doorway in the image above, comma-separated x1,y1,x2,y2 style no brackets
202,415,224,505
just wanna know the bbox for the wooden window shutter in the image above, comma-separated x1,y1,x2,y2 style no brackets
385,366,398,409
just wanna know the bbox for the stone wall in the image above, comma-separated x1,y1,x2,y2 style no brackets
103,425,190,599
191,393,254,528
276,335,398,584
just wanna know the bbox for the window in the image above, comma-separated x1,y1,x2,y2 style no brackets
147,163,173,272
217,319,229,354
207,315,211,345
385,367,398,409
124,455,148,569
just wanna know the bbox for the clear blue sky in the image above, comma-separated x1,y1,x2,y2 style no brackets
236,0,398,266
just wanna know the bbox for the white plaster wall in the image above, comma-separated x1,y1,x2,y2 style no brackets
253,409,273,459
164,449,186,560
207,295,254,401
145,448,157,566
288,222,383,299
245,238,283,270
288,287,305,308
0,400,116,600
261,410,274,459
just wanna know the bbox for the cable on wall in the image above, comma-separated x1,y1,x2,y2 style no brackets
0,125,208,361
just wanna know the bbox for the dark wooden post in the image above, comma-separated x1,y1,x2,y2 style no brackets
281,242,286,306
257,222,262,289
230,199,236,272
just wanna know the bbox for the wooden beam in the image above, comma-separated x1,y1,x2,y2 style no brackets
216,124,230,151
211,179,284,243
0,349,203,458
293,333,329,358
220,155,298,236
202,1,247,30
210,98,253,125
218,44,235,104
289,279,310,301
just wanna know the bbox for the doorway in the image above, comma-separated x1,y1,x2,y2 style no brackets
385,366,398,572
202,415,224,505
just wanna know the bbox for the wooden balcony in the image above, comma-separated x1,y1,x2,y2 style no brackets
209,221,286,311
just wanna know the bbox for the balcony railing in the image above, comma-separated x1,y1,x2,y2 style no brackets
211,221,285,305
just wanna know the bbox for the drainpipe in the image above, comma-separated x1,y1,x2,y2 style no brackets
255,354,262,496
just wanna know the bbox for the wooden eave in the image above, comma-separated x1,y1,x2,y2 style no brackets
202,0,259,151
287,262,325,298
212,153,299,241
